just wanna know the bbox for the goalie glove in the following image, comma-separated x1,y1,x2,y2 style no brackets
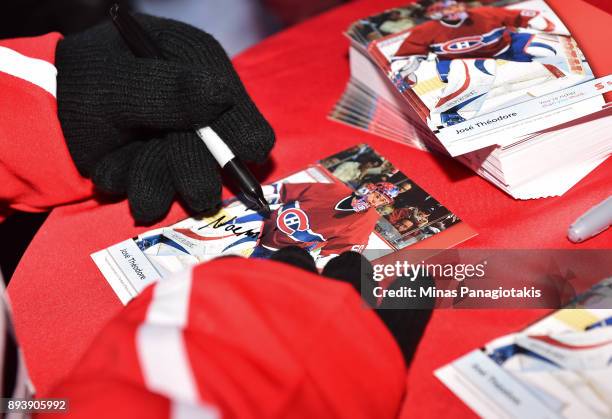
390,55,424,86
523,10,555,32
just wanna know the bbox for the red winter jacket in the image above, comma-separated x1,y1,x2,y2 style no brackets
1,35,407,418
0,33,92,220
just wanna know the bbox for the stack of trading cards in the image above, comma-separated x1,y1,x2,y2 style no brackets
332,0,612,199
436,276,612,418
92,144,476,304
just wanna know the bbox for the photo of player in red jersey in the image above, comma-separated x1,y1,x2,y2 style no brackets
166,180,398,267
394,1,554,63
122,144,464,275
370,0,594,129
260,181,396,258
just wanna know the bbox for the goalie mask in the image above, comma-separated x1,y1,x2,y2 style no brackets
425,0,468,22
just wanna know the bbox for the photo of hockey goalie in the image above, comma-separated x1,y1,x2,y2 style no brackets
92,144,471,303
368,0,594,130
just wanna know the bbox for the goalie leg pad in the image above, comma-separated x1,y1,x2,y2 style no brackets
434,59,496,114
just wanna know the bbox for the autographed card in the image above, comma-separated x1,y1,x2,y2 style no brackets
92,144,476,304
365,0,611,155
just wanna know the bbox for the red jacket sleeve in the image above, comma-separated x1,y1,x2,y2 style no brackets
0,33,93,221
42,258,407,419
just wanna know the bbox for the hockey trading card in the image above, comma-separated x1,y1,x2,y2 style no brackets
319,145,466,249
329,80,440,151
366,0,612,155
437,277,612,418
92,144,475,304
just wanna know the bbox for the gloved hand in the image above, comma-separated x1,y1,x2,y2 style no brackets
271,247,433,365
55,14,275,223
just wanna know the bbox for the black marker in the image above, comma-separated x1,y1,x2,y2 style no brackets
109,4,271,216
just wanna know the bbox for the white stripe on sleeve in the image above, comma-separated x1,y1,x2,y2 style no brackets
172,400,219,419
135,268,219,419
0,46,58,97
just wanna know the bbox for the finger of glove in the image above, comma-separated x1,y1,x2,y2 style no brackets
134,14,228,66
375,274,433,365
210,101,275,164
269,246,318,274
128,138,175,224
91,142,145,195
322,252,376,306
131,16,276,164
102,58,233,132
374,307,432,366
166,131,222,213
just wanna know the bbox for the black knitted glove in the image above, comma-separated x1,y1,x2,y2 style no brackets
271,247,433,365
56,14,275,223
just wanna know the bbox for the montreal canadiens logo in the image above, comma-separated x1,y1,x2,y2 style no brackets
441,36,484,53
277,207,310,235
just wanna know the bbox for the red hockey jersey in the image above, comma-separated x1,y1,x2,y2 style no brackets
395,7,540,60
261,182,380,256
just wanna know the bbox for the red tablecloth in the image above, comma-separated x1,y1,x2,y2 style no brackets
7,0,612,417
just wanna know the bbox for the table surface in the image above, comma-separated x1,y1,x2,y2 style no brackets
8,0,612,417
